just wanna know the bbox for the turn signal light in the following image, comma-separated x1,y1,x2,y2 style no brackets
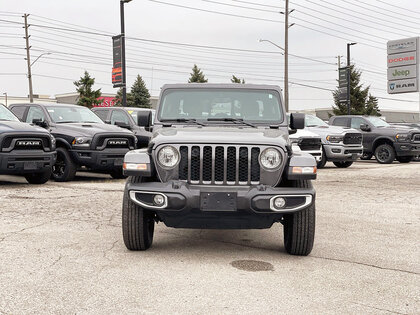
123,163,148,170
292,166,317,174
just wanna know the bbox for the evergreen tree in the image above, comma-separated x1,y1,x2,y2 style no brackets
231,75,245,84
332,66,380,116
130,75,151,108
188,64,208,83
73,71,101,108
114,75,150,108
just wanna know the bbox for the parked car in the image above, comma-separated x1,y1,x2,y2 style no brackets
0,104,56,184
92,107,155,149
9,103,136,181
289,129,323,163
329,115,420,164
390,122,420,161
122,83,317,256
304,114,363,168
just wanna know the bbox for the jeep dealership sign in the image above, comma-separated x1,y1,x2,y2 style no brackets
387,37,419,94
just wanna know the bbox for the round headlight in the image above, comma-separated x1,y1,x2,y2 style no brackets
260,147,282,170
157,145,179,169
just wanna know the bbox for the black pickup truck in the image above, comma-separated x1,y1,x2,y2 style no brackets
9,103,136,181
92,107,154,148
0,104,56,184
329,115,420,164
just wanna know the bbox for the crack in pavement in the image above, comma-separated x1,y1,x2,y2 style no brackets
103,240,119,261
160,230,419,276
50,253,63,268
350,301,408,314
0,222,47,243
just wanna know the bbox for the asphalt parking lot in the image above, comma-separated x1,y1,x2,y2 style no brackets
0,161,419,314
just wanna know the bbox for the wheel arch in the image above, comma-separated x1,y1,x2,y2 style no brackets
372,137,394,152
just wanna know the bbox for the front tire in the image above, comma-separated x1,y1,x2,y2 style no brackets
283,179,315,256
122,176,155,251
333,161,353,168
317,148,327,169
396,156,412,163
52,147,77,182
374,144,395,164
24,169,51,184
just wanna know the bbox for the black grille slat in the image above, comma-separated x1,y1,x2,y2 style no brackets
190,146,200,181
202,146,212,181
215,146,224,182
226,147,236,182
343,133,362,145
175,145,262,185
251,148,260,182
179,146,188,180
239,147,248,182
299,138,321,151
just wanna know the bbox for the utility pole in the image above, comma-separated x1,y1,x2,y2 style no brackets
346,43,356,115
23,14,33,103
284,0,289,113
120,0,132,107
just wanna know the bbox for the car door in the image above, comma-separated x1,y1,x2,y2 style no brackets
351,117,374,152
25,105,48,126
110,109,131,127
93,109,110,122
332,116,350,127
9,105,28,121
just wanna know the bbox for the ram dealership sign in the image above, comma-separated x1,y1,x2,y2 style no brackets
387,37,419,94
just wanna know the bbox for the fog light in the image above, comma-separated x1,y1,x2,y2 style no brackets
153,194,165,206
274,197,286,209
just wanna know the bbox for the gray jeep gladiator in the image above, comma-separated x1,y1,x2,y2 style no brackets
122,84,317,256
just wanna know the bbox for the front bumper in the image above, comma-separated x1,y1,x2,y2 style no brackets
70,148,130,171
394,142,420,157
0,150,56,175
323,144,363,161
127,180,315,229
291,144,322,162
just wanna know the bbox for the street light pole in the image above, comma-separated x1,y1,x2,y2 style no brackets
284,0,289,113
347,42,357,115
120,0,132,107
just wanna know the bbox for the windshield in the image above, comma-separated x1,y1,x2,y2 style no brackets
305,114,328,127
46,106,103,124
159,89,283,124
366,116,390,127
0,105,19,122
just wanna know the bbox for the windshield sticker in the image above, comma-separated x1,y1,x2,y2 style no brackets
47,109,54,112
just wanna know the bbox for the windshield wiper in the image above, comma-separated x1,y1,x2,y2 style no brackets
306,124,319,127
207,117,257,128
56,121,80,124
160,118,206,126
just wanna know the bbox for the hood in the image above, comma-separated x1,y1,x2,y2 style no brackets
151,126,289,148
53,122,134,137
289,129,321,140
306,125,359,136
0,120,49,135
382,126,419,134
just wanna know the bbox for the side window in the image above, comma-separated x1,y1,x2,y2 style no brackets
26,106,46,123
110,110,130,125
10,106,27,120
94,109,109,121
351,117,365,129
333,117,349,127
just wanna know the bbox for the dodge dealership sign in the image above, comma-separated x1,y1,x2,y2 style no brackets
387,37,419,94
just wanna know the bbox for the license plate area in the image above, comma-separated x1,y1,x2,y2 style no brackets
352,153,358,159
114,158,124,166
200,192,237,211
24,161,38,170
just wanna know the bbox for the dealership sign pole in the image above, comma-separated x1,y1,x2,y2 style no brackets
387,37,420,118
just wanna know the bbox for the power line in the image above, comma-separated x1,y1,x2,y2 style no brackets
376,0,420,15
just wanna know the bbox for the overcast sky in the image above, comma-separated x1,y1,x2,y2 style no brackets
1,0,419,112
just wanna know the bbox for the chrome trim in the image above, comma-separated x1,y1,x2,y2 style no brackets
129,190,168,209
269,194,312,212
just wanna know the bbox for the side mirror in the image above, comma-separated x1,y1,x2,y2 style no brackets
114,121,131,129
360,123,371,132
32,118,48,128
289,113,305,130
137,111,152,129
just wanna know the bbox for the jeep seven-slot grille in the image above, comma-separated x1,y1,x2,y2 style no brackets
343,133,362,145
298,138,321,151
178,145,260,184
